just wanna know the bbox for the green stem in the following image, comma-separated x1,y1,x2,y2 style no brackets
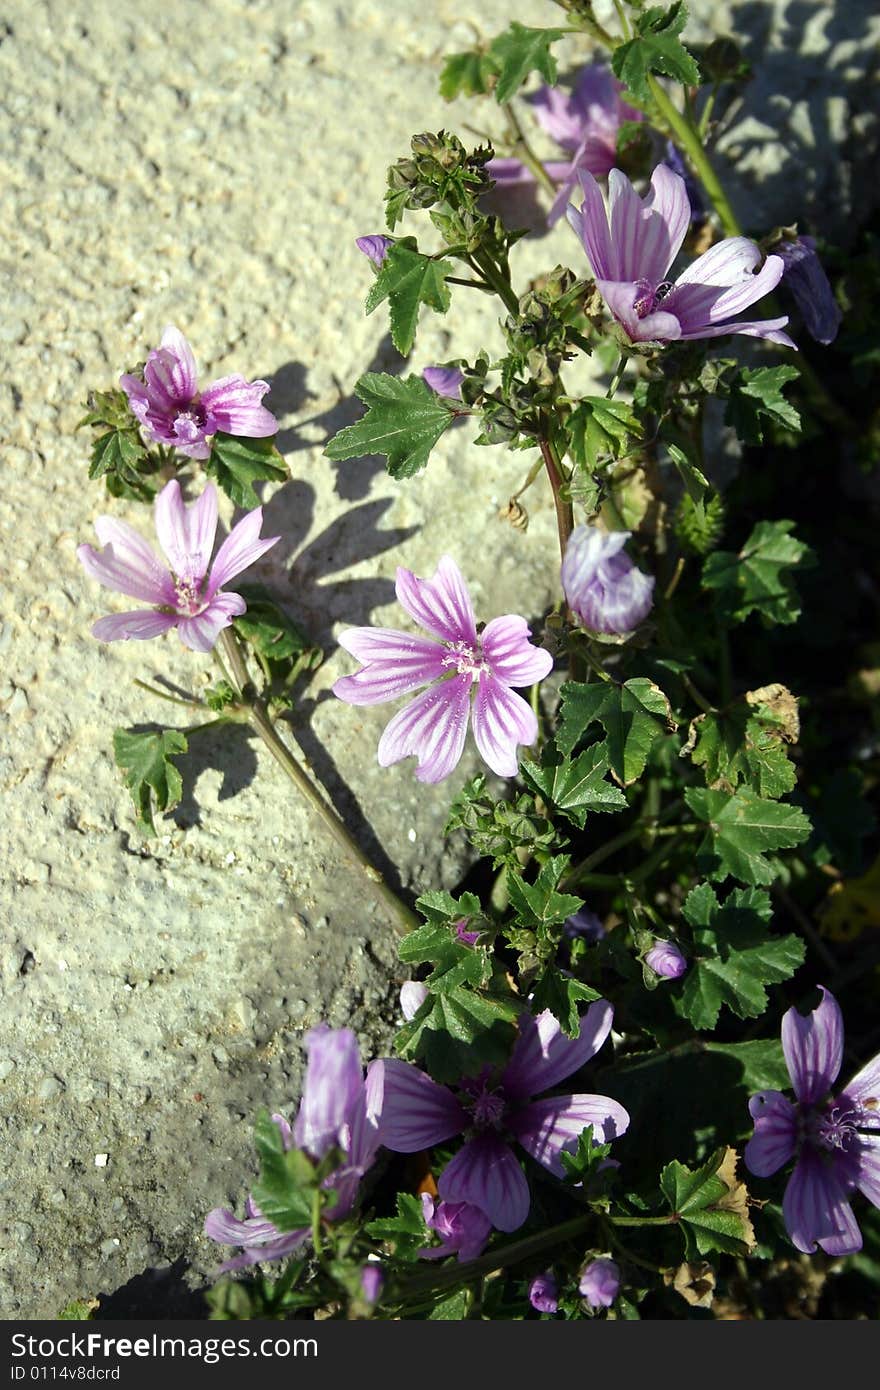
218,631,418,935
608,1213,677,1229
539,431,574,560
468,250,520,318
646,74,741,238
133,678,206,710
311,1188,324,1261
606,354,628,400
395,1213,594,1301
503,103,557,196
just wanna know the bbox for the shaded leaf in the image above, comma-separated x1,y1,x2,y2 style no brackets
205,432,287,509
366,1193,430,1261
439,50,499,100
725,364,801,445
506,855,584,931
702,519,812,627
660,1146,755,1259
557,678,677,785
685,787,811,885
521,743,628,828
567,396,642,471
530,968,601,1038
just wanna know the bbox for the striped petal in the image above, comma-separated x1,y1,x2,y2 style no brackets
438,1134,531,1233
782,986,844,1105
334,627,447,706
143,326,199,411
206,506,280,594
567,169,615,281
377,675,471,783
510,1093,630,1176
394,556,478,645
470,676,537,778
176,593,246,653
200,374,278,438
293,1025,364,1160
378,1058,465,1151
80,521,175,606
153,480,218,585
91,610,178,643
482,615,553,687
744,1090,797,1177
503,1001,613,1100
783,1149,862,1256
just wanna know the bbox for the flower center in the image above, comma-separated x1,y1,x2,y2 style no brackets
173,576,208,616
632,279,657,319
441,638,490,681
173,402,208,443
815,1104,861,1153
470,1086,507,1130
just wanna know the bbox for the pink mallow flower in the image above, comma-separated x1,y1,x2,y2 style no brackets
745,986,880,1256
205,1026,385,1273
567,165,794,347
121,325,277,461
489,64,642,226
419,1195,493,1263
378,1002,629,1233
333,556,553,783
77,479,280,653
561,525,654,636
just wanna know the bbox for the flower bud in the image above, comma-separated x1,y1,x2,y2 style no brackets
645,940,688,979
579,1257,620,1308
561,525,654,635
529,1271,559,1314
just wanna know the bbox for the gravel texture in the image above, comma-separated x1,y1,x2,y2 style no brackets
0,0,876,1319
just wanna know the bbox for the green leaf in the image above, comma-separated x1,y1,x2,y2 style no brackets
685,786,811,885
521,743,628,829
88,427,154,500
557,678,677,785
232,584,322,681
428,1289,471,1320
364,242,453,356
323,373,455,479
724,365,801,445
567,397,643,471
506,855,584,931
112,727,188,835
395,985,520,1084
675,882,805,1029
251,1112,321,1234
488,23,565,103
660,1147,755,1258
559,1124,613,1184
366,1193,430,1261
667,442,709,522
702,519,812,627
444,775,562,869
682,695,797,799
205,432,287,509
439,50,499,100
702,1038,789,1092
530,968,601,1038
612,2,701,104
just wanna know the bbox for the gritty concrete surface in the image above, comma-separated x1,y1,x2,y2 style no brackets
0,0,876,1319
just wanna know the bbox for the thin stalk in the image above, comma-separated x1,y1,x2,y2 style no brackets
605,354,628,399
539,432,574,559
396,1213,594,1300
218,630,418,935
468,250,520,318
133,678,206,710
502,103,557,197
646,74,741,238
611,0,632,41
607,1213,677,1229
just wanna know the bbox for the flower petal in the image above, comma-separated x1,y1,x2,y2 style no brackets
438,1134,531,1233
782,986,844,1105
470,676,537,778
567,169,615,281
394,556,478,645
292,1025,364,1160
346,1057,385,1179
378,1058,466,1151
204,1207,307,1272
80,522,175,606
175,593,246,653
481,616,554,687
91,610,178,643
503,1001,614,1100
783,1150,862,1256
676,315,795,348
510,1093,630,1176
156,325,199,400
744,1090,798,1177
639,164,691,282
200,374,278,438
854,1135,880,1210
206,506,280,594
842,1047,880,1114
596,279,682,344
153,480,218,584
376,674,471,783
333,628,447,706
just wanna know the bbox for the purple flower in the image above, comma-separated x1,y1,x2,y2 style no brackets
423,365,464,400
400,980,429,1021
662,141,706,226
529,1271,559,1314
120,325,277,461
564,907,606,944
567,166,794,347
360,1263,384,1304
418,1195,493,1263
776,235,842,346
378,1002,629,1233
745,987,880,1256
332,555,554,783
356,234,394,267
645,940,688,979
77,479,280,653
455,918,481,946
205,1025,385,1272
579,1257,620,1308
488,64,643,227
561,525,655,636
